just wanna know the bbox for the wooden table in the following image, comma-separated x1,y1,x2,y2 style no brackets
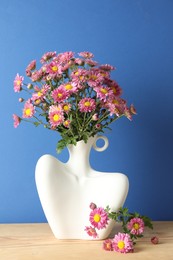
0,222,172,260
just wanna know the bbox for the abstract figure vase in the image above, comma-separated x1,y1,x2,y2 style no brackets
35,135,129,240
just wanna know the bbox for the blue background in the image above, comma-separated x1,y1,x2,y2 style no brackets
0,0,173,223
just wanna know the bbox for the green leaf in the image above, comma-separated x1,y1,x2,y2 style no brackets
34,122,41,127
142,216,153,229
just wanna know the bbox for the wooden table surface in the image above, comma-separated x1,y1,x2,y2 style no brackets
0,221,172,260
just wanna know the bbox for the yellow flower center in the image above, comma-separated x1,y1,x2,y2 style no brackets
37,91,42,97
52,66,58,72
94,214,101,223
100,88,108,94
112,99,119,105
57,93,63,98
63,105,69,111
112,87,117,94
35,99,41,105
100,72,107,77
84,101,91,107
25,108,31,116
79,75,84,80
133,223,140,230
64,120,69,126
53,114,60,121
16,80,21,86
90,75,97,80
75,71,79,75
65,84,73,90
117,241,125,249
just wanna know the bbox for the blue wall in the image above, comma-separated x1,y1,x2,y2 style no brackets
0,0,173,222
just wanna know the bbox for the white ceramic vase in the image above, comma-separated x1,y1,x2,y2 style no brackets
35,135,129,240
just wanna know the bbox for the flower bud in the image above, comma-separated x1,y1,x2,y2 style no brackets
18,98,24,102
95,123,101,129
26,60,36,71
46,75,51,81
130,104,137,115
42,103,48,111
41,65,47,72
27,83,33,89
89,202,97,210
151,236,159,244
92,113,98,121
34,99,41,105
26,70,32,77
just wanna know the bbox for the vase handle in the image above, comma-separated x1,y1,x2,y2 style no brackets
93,135,109,152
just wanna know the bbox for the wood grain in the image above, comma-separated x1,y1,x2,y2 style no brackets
0,222,172,260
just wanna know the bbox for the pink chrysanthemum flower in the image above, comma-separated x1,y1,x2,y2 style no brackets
94,86,114,102
62,103,71,114
26,60,36,77
85,59,98,66
71,69,87,88
99,64,115,71
78,51,94,59
32,84,50,101
56,51,74,64
48,110,64,127
84,226,98,238
104,98,126,116
14,73,24,92
13,114,21,128
22,101,35,118
108,81,122,97
63,119,71,128
87,70,104,87
26,60,36,72
104,101,120,117
74,58,84,66
49,105,63,113
41,84,50,94
127,218,144,235
89,207,108,230
31,70,43,82
51,87,69,103
106,104,120,117
112,232,134,253
62,83,78,94
78,98,96,113
46,61,62,76
103,239,113,251
40,51,56,63
61,60,74,71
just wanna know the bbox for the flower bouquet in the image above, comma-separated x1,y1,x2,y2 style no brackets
13,51,136,153
13,51,140,242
